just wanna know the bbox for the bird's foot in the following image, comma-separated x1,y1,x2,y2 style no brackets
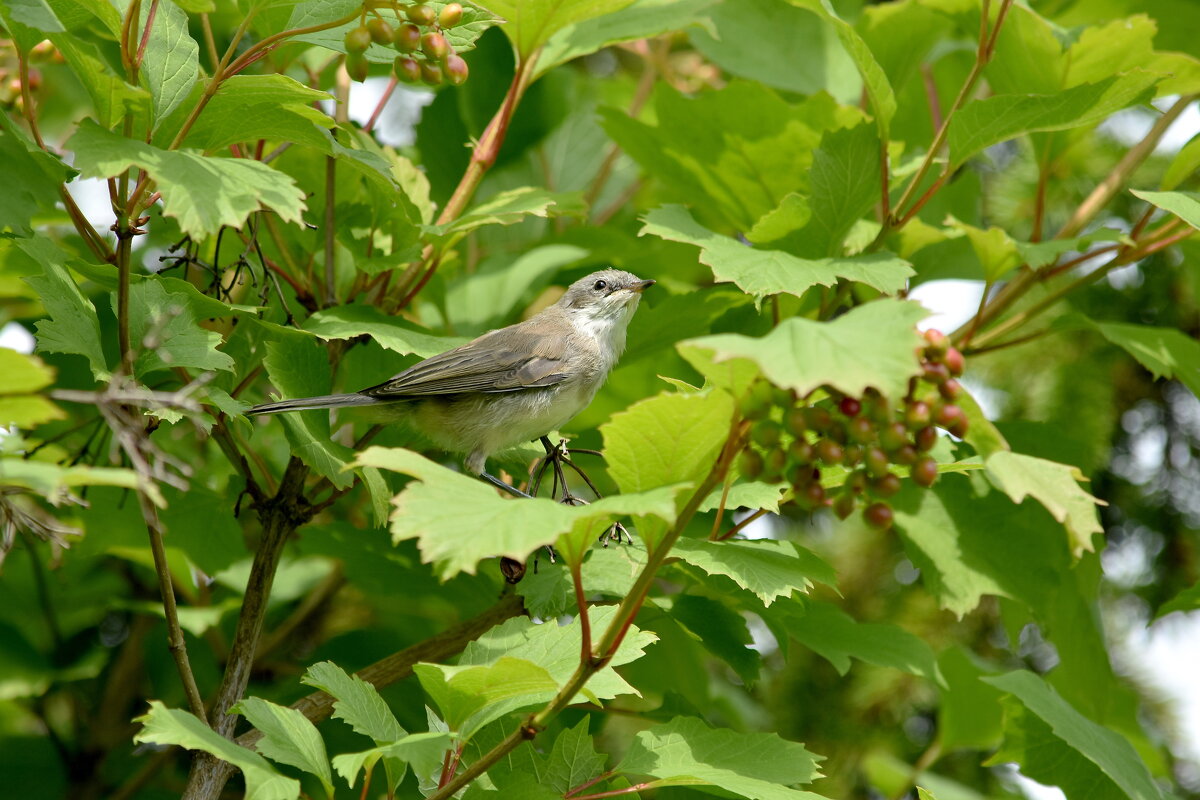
600,522,632,547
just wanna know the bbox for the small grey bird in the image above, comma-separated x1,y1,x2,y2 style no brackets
247,269,654,495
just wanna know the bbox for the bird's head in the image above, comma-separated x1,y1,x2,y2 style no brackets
558,269,655,321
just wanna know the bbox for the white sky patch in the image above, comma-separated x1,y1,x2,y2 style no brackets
1,322,36,354
908,279,985,335
345,78,434,148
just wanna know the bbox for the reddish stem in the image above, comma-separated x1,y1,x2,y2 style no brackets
570,559,592,663
572,783,653,800
366,76,398,133
565,770,616,799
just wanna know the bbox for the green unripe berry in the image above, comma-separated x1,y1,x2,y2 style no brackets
763,447,788,483
846,470,869,495
367,17,394,44
740,382,772,421
439,2,464,26
739,449,764,480
879,422,909,452
346,52,369,81
842,444,862,467
394,23,421,52
805,406,833,433
751,420,783,448
407,3,436,25
847,416,875,444
833,492,856,520
905,401,932,430
788,438,814,465
864,446,890,478
785,407,807,436
788,464,815,490
344,25,372,54
815,438,843,465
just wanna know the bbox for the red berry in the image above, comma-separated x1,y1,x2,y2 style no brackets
788,464,814,490
815,439,843,465
421,31,449,60
871,473,901,497
407,3,436,25
839,396,861,417
394,55,421,82
944,347,965,377
912,456,938,487
915,426,938,452
439,2,464,26
922,361,950,384
864,502,894,530
893,445,918,466
367,17,394,44
939,379,962,401
789,438,814,465
805,407,833,433
800,482,827,509
924,328,949,353
905,401,932,430
419,60,443,85
344,25,372,53
394,23,421,52
936,404,964,429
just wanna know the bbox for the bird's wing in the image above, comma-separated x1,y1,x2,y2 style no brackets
362,326,572,397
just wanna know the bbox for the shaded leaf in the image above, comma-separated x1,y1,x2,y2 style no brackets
301,661,405,743
234,697,334,797
984,452,1104,557
121,281,236,376
332,731,453,789
480,0,638,58
19,238,109,381
141,0,199,128
1129,189,1200,231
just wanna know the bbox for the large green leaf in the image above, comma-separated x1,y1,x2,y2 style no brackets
788,0,896,138
433,187,586,238
640,205,913,301
679,299,927,401
289,1,500,61
478,0,637,58
141,0,199,128
120,281,236,377
983,671,1164,800
600,386,734,495
984,452,1104,557
301,661,405,742
947,72,1161,169
671,538,837,607
234,697,334,797
670,594,761,683
802,122,884,256
66,119,305,238
331,732,453,790
50,33,149,129
354,447,680,577
771,599,942,683
537,0,716,78
617,716,826,799
0,111,75,237
0,349,64,429
414,656,560,740
936,647,1003,751
134,701,300,800
539,719,607,795
164,75,333,152
19,238,109,381
602,83,863,232
458,606,655,702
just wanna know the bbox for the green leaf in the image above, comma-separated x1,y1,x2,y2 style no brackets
0,111,75,237
772,599,942,683
671,594,761,683
121,281,236,376
947,72,1161,169
50,33,150,129
1129,189,1200,231
434,187,586,238
537,0,716,78
600,387,734,494
671,538,837,607
166,75,334,152
1,0,64,33
354,447,680,577
67,259,259,320
141,0,199,128
1161,135,1200,191
479,0,637,58
19,238,109,381
680,299,927,401
936,647,1003,751
602,83,863,232
0,349,64,429
803,122,883,256
134,701,300,800
459,606,655,703
414,656,559,740
332,731,453,789
234,697,334,797
698,480,787,514
261,327,355,489
983,671,1164,800
984,451,1104,557
640,205,913,301
1155,581,1200,619
0,459,142,497
617,716,825,799
301,661,405,744
788,0,896,138
304,304,466,359
66,119,305,238
745,193,812,245
540,719,607,795
891,477,1071,618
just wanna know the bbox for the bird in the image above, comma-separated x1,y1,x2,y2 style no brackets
246,269,655,496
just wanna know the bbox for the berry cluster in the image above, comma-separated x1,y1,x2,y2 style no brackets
343,3,468,86
737,329,967,530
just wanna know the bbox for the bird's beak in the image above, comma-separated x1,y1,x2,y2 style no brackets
629,279,655,294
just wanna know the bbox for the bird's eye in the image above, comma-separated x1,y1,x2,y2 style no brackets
593,279,607,291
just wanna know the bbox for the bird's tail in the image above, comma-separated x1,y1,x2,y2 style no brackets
246,393,380,416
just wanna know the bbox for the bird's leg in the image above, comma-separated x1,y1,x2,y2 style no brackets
540,438,630,547
479,470,533,499
539,436,581,505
